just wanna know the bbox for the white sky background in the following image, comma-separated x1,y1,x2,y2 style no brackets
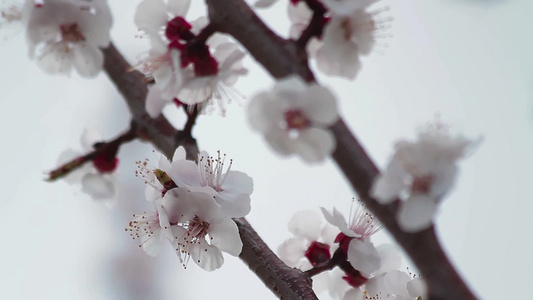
0,0,532,299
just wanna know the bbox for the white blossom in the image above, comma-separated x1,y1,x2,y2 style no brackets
166,146,253,218
316,6,387,79
163,188,242,271
247,76,339,163
125,200,172,257
371,120,479,232
321,201,383,276
23,0,112,77
277,210,338,294
57,128,116,201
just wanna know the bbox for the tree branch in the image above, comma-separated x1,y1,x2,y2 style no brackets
47,125,136,180
102,43,317,299
205,0,477,299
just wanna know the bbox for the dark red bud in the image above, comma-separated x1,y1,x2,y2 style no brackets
165,17,195,41
305,241,331,266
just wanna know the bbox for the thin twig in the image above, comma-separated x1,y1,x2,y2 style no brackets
47,126,136,180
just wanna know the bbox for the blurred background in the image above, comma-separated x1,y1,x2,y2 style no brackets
1,0,532,299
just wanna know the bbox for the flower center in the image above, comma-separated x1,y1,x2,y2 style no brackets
411,175,433,194
188,215,210,240
60,23,85,43
305,241,331,266
198,151,232,192
126,212,161,248
284,109,310,130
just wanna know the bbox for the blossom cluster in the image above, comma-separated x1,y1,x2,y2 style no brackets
371,120,479,232
278,202,426,299
260,0,390,80
127,146,253,271
135,0,247,117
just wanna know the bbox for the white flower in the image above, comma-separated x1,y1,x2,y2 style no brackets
138,14,247,117
167,146,253,218
177,41,248,116
143,37,184,118
371,120,479,232
23,0,112,77
57,128,116,200
277,210,338,294
321,201,383,276
163,188,242,271
316,3,389,79
247,76,339,163
126,201,172,257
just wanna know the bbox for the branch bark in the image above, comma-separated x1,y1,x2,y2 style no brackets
102,43,318,299
205,0,477,299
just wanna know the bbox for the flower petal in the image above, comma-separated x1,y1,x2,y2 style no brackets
347,239,381,276
397,195,438,233
80,173,115,199
288,210,322,241
208,218,242,256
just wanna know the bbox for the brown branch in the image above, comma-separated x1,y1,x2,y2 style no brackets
296,0,327,48
102,43,315,299
236,218,318,300
47,126,136,180
205,0,477,299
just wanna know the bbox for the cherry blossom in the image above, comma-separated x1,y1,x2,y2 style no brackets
162,187,242,271
321,201,383,276
316,3,388,79
57,128,117,200
277,210,338,294
22,0,112,77
371,120,479,232
166,146,253,218
135,5,247,117
125,201,172,257
247,75,339,163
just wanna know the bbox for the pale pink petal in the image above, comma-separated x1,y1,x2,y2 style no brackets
167,0,190,16
140,230,162,257
72,43,103,78
145,84,170,118
134,0,168,34
215,193,251,218
172,146,187,161
302,85,339,125
189,240,224,271
80,173,115,199
407,278,427,298
208,218,242,256
397,195,437,232
295,127,336,163
384,270,411,297
347,239,381,276
288,210,322,241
